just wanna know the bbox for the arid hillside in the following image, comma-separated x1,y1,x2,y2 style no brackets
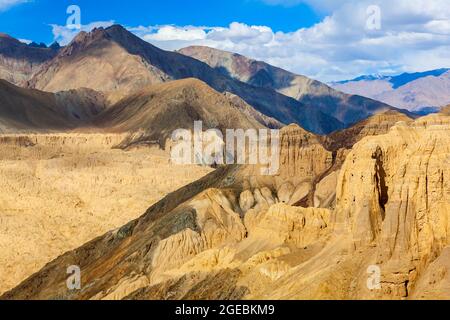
25,25,340,134
94,78,267,148
0,33,59,85
0,79,105,133
178,46,398,126
0,134,212,294
3,110,448,300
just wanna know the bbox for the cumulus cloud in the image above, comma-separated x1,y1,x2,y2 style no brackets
51,21,115,46
129,22,276,52
50,0,450,82
0,0,28,11
122,1,445,81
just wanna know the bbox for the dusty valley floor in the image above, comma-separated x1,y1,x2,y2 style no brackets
0,133,212,294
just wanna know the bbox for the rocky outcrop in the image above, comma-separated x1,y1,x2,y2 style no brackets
314,171,339,209
334,112,450,298
245,204,330,248
236,124,334,209
0,122,338,300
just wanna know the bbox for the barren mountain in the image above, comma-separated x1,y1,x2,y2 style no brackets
0,79,105,133
1,22,449,302
94,78,266,148
25,25,344,134
332,69,450,113
0,33,59,85
178,46,397,126
222,92,283,129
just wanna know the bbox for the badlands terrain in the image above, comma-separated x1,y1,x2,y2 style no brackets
3,108,449,300
0,134,212,294
0,24,449,300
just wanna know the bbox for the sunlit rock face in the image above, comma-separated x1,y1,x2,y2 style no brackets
334,112,450,298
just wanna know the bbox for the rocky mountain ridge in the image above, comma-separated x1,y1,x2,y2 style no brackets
23,25,341,135
0,33,59,85
178,45,399,126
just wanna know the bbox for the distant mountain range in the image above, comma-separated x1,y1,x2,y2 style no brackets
20,25,344,134
94,78,268,148
331,69,450,113
179,46,398,128
0,25,409,136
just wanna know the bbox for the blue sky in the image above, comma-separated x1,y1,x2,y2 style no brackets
0,0,321,43
1,0,449,82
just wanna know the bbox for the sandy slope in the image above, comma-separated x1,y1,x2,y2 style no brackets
0,133,211,294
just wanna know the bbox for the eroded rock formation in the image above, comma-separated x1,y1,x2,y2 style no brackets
5,111,450,300
0,100,448,301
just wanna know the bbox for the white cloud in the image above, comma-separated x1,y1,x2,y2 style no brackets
51,21,115,46
131,0,450,82
0,0,27,11
138,26,207,42
49,0,450,82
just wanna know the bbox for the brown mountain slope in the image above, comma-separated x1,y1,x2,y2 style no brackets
322,110,414,151
3,111,449,300
178,46,399,126
0,80,105,133
178,45,321,96
223,92,283,129
26,25,342,135
94,78,266,148
0,33,58,85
